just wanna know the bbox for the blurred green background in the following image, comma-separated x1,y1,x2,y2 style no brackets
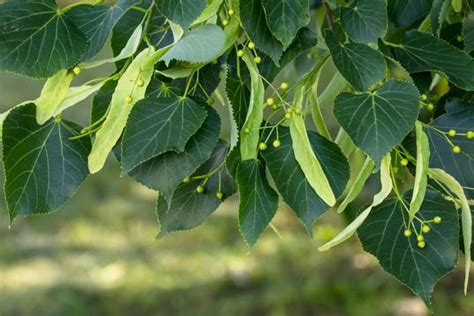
1,3,473,314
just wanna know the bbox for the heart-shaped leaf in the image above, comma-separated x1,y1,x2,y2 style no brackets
155,0,206,29
340,0,387,43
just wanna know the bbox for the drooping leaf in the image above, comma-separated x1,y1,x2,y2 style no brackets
240,53,265,161
290,88,336,207
409,121,430,220
428,168,471,294
326,32,386,91
340,0,387,43
426,104,474,199
464,11,474,53
387,0,433,27
237,159,279,248
0,0,89,78
162,24,225,65
65,0,138,61
261,126,349,235
156,141,236,237
121,96,207,173
88,47,166,174
239,0,283,65
388,31,474,91
261,0,310,48
35,69,75,124
155,0,206,29
319,155,392,251
358,190,459,305
3,104,90,220
226,66,250,130
334,80,420,166
431,0,450,36
128,104,220,201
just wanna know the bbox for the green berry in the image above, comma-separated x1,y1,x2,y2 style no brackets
183,177,191,184
294,108,302,115
404,229,412,237
400,158,409,166
417,241,426,249
72,66,81,75
433,216,442,224
417,235,424,242
272,104,279,111
280,82,289,90
196,185,205,193
466,131,474,139
426,103,435,111
422,225,430,233
272,139,281,148
228,9,235,16
222,19,229,26
244,128,251,134
259,142,268,151
447,129,457,137
125,95,133,104
207,97,215,105
392,167,399,174
254,56,261,64
452,145,461,154
237,50,244,57
266,97,275,106
285,113,292,119
137,79,145,87
420,94,427,101
216,192,223,200
248,42,255,49
457,35,464,42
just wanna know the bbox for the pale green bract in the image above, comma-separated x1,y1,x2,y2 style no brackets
428,168,472,294
319,155,392,251
290,87,336,207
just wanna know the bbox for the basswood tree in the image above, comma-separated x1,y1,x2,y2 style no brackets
0,0,473,307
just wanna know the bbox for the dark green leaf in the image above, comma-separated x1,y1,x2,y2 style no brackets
0,0,88,78
155,0,206,29
358,190,459,305
237,159,279,247
239,0,283,65
66,0,137,61
326,32,386,91
129,104,221,200
334,80,420,165
3,104,91,220
156,141,236,237
261,0,310,47
389,31,474,91
261,126,349,235
387,0,432,27
430,0,450,36
340,0,387,43
426,103,474,199
226,67,250,130
121,96,207,173
464,11,474,53
90,80,118,125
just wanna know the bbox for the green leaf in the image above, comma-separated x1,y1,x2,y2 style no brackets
121,96,207,173
464,11,474,53
156,0,206,29
239,0,283,65
128,104,220,201
240,52,265,160
431,0,451,36
261,0,310,48
35,69,75,124
426,103,474,199
388,31,474,91
237,159,279,248
226,65,250,130
0,0,89,78
3,104,91,220
319,155,392,251
357,190,459,305
193,0,223,25
428,168,471,294
290,96,337,206
387,0,432,27
156,141,236,237
55,81,106,115
337,156,375,213
162,24,225,65
88,47,165,174
326,32,386,91
334,80,420,166
340,0,387,43
65,0,137,61
261,126,349,235
409,121,430,220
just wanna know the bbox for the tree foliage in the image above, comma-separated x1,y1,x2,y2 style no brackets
0,0,473,306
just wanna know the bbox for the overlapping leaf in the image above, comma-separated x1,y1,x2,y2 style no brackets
0,0,89,78
340,0,387,43
121,96,207,173
261,126,349,235
3,104,91,220
358,190,459,305
156,0,206,29
387,0,432,27
156,141,236,237
334,80,420,165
